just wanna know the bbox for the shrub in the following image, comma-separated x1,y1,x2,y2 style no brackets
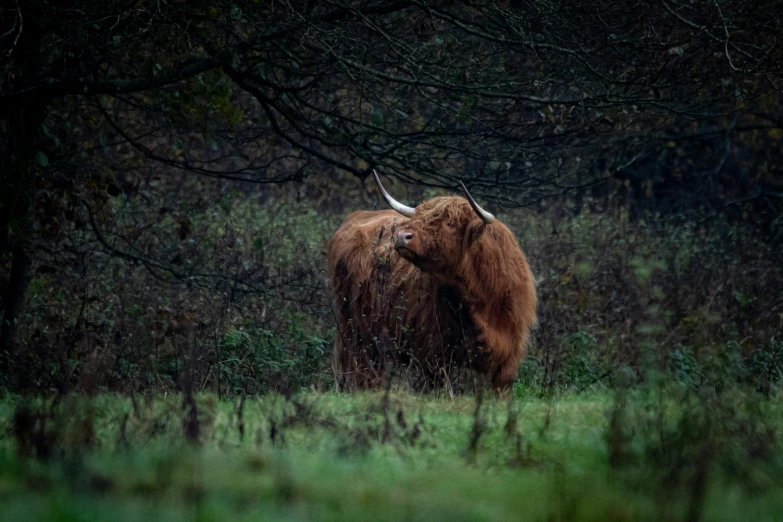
220,324,329,395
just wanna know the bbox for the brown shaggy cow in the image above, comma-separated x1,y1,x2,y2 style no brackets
328,171,536,392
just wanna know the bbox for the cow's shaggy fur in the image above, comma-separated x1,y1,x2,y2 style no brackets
328,196,536,391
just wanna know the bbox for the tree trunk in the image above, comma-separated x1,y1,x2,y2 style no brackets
0,105,41,370
0,245,33,353
0,17,46,373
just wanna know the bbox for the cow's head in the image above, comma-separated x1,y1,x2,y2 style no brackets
373,170,495,282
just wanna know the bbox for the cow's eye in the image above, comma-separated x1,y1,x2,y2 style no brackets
446,221,453,228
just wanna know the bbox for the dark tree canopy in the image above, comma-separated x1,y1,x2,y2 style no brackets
4,1,782,196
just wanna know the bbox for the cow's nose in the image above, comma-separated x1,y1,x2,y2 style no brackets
395,231,414,248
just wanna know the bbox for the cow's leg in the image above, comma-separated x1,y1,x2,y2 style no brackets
333,335,358,392
332,337,343,392
492,358,520,395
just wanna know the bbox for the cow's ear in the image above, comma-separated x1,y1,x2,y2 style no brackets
465,219,487,246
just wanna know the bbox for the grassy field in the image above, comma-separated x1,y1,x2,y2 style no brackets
1,389,782,521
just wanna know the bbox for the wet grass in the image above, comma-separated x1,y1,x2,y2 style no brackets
0,389,782,521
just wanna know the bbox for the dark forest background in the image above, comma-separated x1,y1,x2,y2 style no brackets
1,0,782,397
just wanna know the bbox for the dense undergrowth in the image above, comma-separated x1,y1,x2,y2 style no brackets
10,175,783,396
1,384,782,521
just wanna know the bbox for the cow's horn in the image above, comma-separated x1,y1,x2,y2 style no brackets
460,181,495,224
373,170,416,218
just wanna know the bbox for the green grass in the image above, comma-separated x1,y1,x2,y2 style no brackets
1,390,782,521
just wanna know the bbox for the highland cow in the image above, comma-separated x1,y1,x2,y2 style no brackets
328,171,536,392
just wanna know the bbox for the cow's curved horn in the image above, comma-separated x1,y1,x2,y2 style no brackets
460,181,495,224
373,170,416,218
